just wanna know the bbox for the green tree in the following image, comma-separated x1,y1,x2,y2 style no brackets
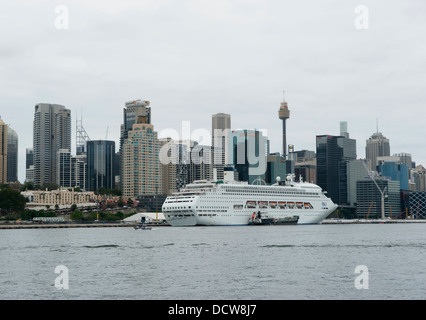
70,210,83,221
0,188,27,214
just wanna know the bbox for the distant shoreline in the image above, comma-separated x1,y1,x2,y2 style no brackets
1,219,425,229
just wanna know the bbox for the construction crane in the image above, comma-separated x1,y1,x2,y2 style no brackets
361,160,388,220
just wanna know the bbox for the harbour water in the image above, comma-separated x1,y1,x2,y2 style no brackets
0,223,425,300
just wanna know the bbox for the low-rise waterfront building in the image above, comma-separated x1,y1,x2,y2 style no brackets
22,189,96,207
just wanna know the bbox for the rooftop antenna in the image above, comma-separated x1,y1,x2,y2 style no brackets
376,119,379,133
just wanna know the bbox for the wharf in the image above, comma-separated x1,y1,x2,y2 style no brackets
323,219,426,224
0,222,170,229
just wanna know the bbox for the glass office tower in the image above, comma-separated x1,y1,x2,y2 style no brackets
87,140,115,191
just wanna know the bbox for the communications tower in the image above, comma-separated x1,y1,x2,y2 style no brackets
278,91,290,159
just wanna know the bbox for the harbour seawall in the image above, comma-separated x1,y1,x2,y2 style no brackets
0,222,170,229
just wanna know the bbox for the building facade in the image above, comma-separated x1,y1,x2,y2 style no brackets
212,113,231,181
33,103,71,186
345,159,369,207
122,122,162,198
266,153,287,184
316,133,356,205
86,140,116,191
377,159,409,191
22,189,96,207
7,126,18,183
401,191,426,219
228,129,267,184
356,178,400,218
365,132,390,170
119,99,151,188
57,149,87,190
0,118,7,184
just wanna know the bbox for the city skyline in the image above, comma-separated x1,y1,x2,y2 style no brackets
0,1,425,183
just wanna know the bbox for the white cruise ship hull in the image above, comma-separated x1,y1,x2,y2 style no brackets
162,176,338,227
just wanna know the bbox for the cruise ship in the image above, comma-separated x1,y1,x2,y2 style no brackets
162,169,338,226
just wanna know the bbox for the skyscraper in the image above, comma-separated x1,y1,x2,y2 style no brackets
33,103,71,186
86,140,115,191
120,99,151,150
366,131,390,170
119,99,151,187
121,120,162,198
26,148,34,170
212,113,231,180
0,118,7,184
7,126,18,183
228,129,267,184
316,125,356,205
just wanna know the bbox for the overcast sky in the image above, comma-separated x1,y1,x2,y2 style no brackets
1,0,425,183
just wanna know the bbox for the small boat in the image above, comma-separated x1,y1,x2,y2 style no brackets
248,212,299,225
246,201,256,208
278,202,286,209
134,224,152,230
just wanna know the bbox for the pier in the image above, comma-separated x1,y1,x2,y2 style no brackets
322,219,426,224
0,222,170,229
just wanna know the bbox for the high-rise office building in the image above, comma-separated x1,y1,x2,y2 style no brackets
377,158,409,191
57,149,75,188
57,149,87,189
345,159,369,207
189,144,213,182
86,140,116,191
294,150,317,185
119,99,151,187
0,118,7,184
33,103,71,186
26,148,34,170
120,100,151,150
121,120,162,198
228,129,267,184
316,125,356,205
7,126,18,183
212,113,231,181
393,153,413,170
159,138,192,195
265,152,287,184
366,131,390,170
410,165,426,191
25,148,35,183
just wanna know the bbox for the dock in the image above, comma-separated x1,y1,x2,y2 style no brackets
0,222,170,229
322,219,426,224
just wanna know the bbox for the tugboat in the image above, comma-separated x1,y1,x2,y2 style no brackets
249,211,299,225
134,216,152,230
